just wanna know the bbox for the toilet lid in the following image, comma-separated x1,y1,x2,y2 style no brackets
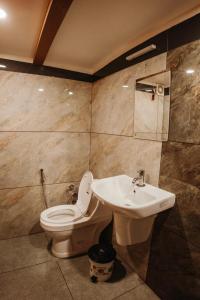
77,171,93,215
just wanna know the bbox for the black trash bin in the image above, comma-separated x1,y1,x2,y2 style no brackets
88,244,116,282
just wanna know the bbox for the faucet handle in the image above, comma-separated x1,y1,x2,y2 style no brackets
137,169,145,177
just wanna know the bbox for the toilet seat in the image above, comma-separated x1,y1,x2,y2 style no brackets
40,204,83,226
40,171,94,231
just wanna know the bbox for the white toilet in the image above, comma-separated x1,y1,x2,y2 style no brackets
40,171,112,258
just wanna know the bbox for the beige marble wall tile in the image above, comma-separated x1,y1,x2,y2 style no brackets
0,132,90,188
45,182,79,207
144,53,167,77
0,186,44,239
0,71,91,132
134,91,158,133
91,53,167,137
90,133,162,186
90,61,148,137
0,181,82,240
92,71,134,136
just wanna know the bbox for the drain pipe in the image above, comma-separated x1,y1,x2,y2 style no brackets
40,169,48,209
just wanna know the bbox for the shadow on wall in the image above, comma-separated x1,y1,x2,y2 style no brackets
30,222,42,235
146,178,200,300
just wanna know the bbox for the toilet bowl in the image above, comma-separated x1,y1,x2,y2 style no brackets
40,171,112,258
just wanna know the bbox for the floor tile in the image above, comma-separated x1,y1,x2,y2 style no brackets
0,261,72,300
58,255,142,300
115,283,160,300
0,233,52,273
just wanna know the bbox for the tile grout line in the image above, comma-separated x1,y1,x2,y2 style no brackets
0,180,80,191
111,282,145,300
0,130,90,133
0,259,52,276
1,129,195,144
0,231,45,241
56,261,74,300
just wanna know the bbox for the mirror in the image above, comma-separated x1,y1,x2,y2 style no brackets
134,70,170,141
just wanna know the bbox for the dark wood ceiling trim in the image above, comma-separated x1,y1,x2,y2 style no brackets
93,12,200,80
94,31,168,79
33,0,73,65
0,58,97,82
1,11,200,83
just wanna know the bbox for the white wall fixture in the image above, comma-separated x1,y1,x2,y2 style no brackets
91,175,175,246
126,44,156,61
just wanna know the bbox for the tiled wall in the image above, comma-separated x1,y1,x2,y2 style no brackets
147,40,200,299
0,72,91,239
89,54,167,278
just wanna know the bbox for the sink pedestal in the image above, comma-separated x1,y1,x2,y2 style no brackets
114,212,156,246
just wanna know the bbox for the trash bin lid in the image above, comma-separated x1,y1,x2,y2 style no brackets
88,244,116,263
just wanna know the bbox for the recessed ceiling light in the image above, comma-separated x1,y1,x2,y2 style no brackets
0,8,7,19
68,91,73,95
0,64,6,68
38,88,44,92
186,69,195,74
122,85,129,88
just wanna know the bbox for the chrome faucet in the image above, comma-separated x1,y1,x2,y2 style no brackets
132,169,145,187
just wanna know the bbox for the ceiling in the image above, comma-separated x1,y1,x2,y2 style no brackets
0,0,200,74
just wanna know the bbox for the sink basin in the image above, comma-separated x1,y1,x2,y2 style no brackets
91,175,175,245
91,174,175,219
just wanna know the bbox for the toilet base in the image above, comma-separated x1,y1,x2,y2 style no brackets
50,219,111,258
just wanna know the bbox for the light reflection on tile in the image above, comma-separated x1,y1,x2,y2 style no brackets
0,71,91,132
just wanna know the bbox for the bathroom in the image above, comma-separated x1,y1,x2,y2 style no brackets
0,1,200,299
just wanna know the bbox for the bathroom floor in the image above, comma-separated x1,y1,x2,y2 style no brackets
0,233,159,300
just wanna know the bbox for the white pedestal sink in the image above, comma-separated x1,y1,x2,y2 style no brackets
91,175,175,246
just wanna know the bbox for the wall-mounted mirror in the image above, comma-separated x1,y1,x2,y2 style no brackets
134,70,170,141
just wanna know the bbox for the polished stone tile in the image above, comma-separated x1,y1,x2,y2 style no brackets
147,227,200,300
0,233,51,273
115,283,160,300
0,261,72,300
169,71,200,144
90,133,162,186
0,132,90,188
91,53,166,137
167,40,200,72
145,53,167,77
0,71,91,132
160,142,200,189
159,176,200,249
92,71,134,136
0,186,44,239
167,41,200,144
45,182,79,206
58,255,142,300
